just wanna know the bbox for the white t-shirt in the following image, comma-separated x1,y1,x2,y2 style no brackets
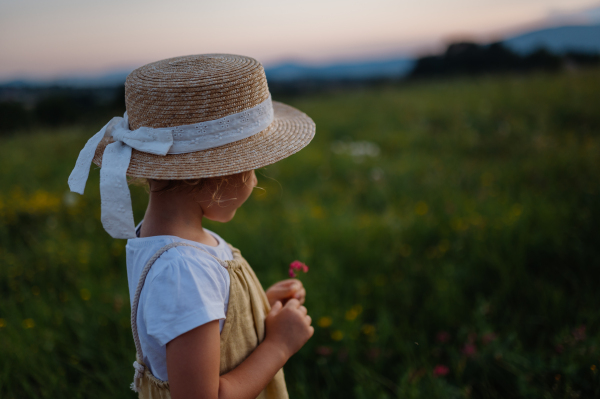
126,227,233,381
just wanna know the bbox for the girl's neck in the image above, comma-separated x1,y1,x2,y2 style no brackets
139,188,219,247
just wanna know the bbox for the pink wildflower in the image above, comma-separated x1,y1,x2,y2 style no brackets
316,346,333,356
289,260,309,278
482,332,497,345
462,343,477,357
433,364,449,377
436,331,450,343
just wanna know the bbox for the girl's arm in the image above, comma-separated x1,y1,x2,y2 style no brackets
166,299,313,399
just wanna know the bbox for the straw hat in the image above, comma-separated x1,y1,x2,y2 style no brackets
91,53,315,179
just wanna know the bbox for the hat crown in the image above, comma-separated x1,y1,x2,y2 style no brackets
125,54,270,130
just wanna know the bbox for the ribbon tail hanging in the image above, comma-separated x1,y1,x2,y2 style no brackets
100,141,136,239
68,123,110,194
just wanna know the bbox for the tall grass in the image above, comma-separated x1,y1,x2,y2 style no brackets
1,70,599,398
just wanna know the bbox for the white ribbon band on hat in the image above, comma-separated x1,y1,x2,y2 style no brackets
68,95,274,239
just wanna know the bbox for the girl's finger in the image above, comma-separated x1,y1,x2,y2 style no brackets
294,288,306,300
270,301,283,314
298,306,307,316
279,279,302,287
284,298,301,308
274,282,301,294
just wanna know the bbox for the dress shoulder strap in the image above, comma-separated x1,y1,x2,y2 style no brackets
130,242,227,366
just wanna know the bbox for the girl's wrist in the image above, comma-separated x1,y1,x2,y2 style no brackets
261,337,292,365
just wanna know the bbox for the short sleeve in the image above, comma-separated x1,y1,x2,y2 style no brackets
142,249,229,346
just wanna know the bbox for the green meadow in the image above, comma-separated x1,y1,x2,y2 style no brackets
1,69,599,398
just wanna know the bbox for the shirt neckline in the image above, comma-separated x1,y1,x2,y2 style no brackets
132,222,225,250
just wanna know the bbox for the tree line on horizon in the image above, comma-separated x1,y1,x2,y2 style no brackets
0,42,598,133
409,41,599,78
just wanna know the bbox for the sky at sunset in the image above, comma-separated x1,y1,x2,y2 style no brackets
0,0,599,80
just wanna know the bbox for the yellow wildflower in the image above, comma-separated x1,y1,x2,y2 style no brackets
318,316,332,328
331,330,344,341
415,201,428,216
22,318,35,329
80,289,91,301
345,305,363,321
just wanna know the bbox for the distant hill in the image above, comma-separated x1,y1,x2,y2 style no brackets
1,70,131,89
264,58,415,82
503,24,600,55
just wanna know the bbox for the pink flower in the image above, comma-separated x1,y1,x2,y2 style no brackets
482,333,497,345
290,260,304,270
436,331,450,343
316,346,333,356
289,260,308,278
462,343,477,357
433,364,449,377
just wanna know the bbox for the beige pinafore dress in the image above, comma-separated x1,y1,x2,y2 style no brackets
129,242,288,399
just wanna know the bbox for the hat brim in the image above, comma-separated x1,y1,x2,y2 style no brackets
92,101,315,179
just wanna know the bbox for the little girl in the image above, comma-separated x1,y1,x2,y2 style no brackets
68,54,316,399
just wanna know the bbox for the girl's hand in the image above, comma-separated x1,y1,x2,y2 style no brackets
265,299,314,359
266,279,306,307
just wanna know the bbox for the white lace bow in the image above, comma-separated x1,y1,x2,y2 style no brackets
68,95,274,239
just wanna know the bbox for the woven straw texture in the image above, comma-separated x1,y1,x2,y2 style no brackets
92,54,315,179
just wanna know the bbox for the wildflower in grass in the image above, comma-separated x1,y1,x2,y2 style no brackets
591,365,597,373
331,330,344,341
462,343,477,357
22,318,35,329
433,364,449,377
436,331,450,343
288,260,309,278
362,324,376,335
0,318,5,328
62,191,79,208
482,332,497,345
451,218,468,231
331,140,380,159
345,305,363,321
399,243,412,257
415,201,428,216
80,288,91,301
316,346,333,356
318,316,332,328
310,206,324,219
370,167,384,181
438,239,450,254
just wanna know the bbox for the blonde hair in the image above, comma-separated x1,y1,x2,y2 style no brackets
131,170,255,206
